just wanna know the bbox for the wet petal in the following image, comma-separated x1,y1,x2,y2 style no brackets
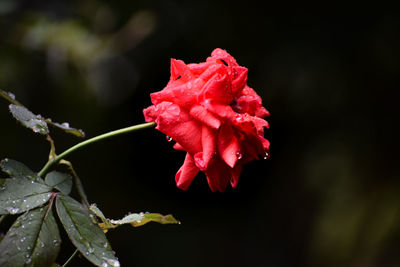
194,126,217,170
231,66,248,95
190,105,221,129
217,124,240,168
150,103,202,154
204,157,230,192
170,59,194,81
230,163,243,188
201,73,233,104
175,153,199,190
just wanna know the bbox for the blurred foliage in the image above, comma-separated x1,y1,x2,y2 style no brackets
0,1,399,267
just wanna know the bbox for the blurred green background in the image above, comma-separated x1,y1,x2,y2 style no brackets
1,2,399,266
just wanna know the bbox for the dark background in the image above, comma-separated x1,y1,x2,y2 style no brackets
1,2,399,267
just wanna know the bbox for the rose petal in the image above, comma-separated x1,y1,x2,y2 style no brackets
204,157,230,192
231,66,248,95
217,124,240,168
189,104,221,130
208,48,239,67
150,82,198,108
151,103,202,154
203,100,237,121
173,143,185,151
201,73,233,104
175,153,199,190
194,125,217,170
170,59,194,81
230,163,243,188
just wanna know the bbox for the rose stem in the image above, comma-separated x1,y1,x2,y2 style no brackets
38,122,156,177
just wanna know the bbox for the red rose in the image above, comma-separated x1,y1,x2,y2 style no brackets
143,48,270,192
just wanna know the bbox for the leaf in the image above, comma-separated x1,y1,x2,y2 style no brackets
93,208,180,231
0,158,42,182
0,89,21,105
45,171,72,195
46,120,85,138
113,213,179,228
0,205,61,267
0,178,52,215
9,104,49,135
56,194,119,267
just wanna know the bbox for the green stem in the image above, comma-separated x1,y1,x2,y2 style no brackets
38,122,156,177
0,90,22,106
61,249,79,267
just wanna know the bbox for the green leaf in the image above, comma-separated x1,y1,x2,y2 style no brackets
90,204,180,231
0,205,61,267
56,194,119,267
9,104,49,135
0,158,36,177
0,89,21,105
45,171,72,195
0,178,52,215
109,213,180,228
46,119,85,138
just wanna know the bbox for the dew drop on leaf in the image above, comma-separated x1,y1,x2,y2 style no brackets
6,207,20,214
102,257,120,267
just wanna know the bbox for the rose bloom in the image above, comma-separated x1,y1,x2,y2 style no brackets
143,48,270,192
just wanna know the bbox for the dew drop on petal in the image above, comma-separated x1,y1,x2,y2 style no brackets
263,151,270,160
166,136,173,142
236,152,243,160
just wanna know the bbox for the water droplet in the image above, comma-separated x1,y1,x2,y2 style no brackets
236,152,243,160
20,237,26,243
166,136,173,142
27,245,31,250
263,151,270,160
23,199,27,203
21,225,25,229
104,242,108,248
53,239,59,246
12,200,16,204
6,207,20,214
102,263,109,267
102,257,120,267
40,242,45,248
31,180,35,184
88,247,95,253
61,122,70,128
7,92,16,100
